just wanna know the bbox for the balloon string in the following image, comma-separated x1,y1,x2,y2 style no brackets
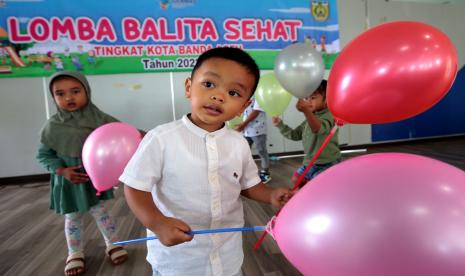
113,226,266,246
253,125,339,251
290,124,339,191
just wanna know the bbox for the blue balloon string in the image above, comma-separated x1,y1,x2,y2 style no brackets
113,226,266,245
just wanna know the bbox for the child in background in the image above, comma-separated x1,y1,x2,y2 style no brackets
36,71,128,276
272,80,340,186
235,97,271,183
120,47,294,276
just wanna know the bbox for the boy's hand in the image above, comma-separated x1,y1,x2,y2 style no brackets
296,98,313,113
56,166,89,184
270,188,296,208
271,116,282,126
153,217,194,247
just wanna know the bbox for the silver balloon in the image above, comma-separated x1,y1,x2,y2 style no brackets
274,42,325,98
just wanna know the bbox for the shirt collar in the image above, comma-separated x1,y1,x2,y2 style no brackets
182,114,227,138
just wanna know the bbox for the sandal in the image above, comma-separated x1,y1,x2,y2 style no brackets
106,244,128,266
64,252,85,276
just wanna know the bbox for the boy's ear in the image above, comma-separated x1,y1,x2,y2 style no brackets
323,98,328,107
238,98,252,116
184,77,192,98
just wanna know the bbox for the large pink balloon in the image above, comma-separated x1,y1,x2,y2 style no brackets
82,122,141,194
328,21,458,124
272,153,465,276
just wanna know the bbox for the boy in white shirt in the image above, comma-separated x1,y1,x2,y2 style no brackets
120,47,294,276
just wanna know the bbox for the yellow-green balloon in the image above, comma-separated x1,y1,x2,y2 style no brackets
226,115,243,129
255,73,292,116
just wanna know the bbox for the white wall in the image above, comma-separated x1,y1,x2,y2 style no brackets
337,0,465,67
335,0,465,146
0,78,47,177
1,0,464,177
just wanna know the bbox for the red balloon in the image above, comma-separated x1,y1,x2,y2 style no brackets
328,21,458,124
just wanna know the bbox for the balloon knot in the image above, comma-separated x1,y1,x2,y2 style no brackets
265,216,277,239
335,119,345,126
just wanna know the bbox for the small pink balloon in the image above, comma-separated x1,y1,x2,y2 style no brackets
82,122,141,194
272,153,465,276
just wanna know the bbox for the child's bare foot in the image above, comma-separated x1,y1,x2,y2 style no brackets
64,252,85,276
106,245,128,265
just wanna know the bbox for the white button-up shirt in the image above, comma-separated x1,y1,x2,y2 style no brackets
120,115,261,276
243,98,267,137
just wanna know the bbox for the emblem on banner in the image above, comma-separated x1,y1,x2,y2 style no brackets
311,1,329,22
159,0,196,10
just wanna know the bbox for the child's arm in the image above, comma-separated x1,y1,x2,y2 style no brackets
241,183,295,208
235,110,260,132
56,166,89,184
124,185,193,246
271,116,304,141
36,143,65,173
37,144,89,183
296,99,321,133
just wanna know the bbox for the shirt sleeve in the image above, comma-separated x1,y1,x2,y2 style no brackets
251,98,264,112
36,143,66,173
102,112,120,123
119,130,163,192
239,139,261,190
277,121,305,141
317,113,335,135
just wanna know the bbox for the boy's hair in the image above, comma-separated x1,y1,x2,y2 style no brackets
313,79,327,99
191,47,260,97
